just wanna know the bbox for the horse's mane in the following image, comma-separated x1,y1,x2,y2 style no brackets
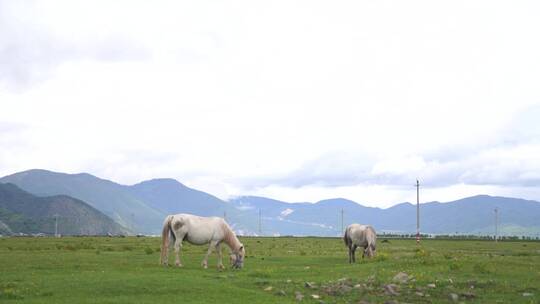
221,221,241,251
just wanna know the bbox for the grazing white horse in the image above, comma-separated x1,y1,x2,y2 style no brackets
343,224,376,263
160,214,245,269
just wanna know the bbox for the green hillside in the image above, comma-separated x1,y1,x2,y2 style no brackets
0,170,163,234
0,183,128,236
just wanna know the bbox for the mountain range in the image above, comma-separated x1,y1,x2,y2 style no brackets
1,169,540,237
0,183,127,236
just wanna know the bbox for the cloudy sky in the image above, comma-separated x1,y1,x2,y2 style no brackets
1,0,540,207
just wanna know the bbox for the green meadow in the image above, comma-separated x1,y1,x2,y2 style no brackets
0,236,539,303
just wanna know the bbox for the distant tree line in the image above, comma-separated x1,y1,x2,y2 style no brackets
378,232,540,241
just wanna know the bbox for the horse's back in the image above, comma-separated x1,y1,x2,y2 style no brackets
347,223,376,246
170,213,223,227
168,213,227,245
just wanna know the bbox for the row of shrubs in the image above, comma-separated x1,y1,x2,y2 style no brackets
379,233,540,241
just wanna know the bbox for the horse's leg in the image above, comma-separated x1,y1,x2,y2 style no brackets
216,242,224,270
162,238,170,266
352,245,357,263
174,236,184,267
348,246,352,263
202,241,217,269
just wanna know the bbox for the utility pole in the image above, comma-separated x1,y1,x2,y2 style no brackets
223,211,227,222
416,180,420,244
494,208,498,242
340,208,344,234
258,209,262,236
54,214,59,237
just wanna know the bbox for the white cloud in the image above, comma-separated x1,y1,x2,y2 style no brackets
1,0,540,206
0,1,151,91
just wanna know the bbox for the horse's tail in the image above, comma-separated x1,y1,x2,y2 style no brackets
343,227,349,247
160,215,173,265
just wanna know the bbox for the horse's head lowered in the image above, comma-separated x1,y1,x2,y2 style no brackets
364,243,376,258
230,244,245,269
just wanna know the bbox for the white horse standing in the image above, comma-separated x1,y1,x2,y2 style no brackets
160,214,245,269
343,224,377,263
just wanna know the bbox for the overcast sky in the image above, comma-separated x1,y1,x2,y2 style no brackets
1,0,540,207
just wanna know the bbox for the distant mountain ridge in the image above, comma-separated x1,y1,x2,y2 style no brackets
2,169,540,236
0,170,251,234
0,183,127,235
129,178,226,216
1,169,166,233
230,195,540,236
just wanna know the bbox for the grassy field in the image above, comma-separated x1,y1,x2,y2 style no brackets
0,236,539,303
